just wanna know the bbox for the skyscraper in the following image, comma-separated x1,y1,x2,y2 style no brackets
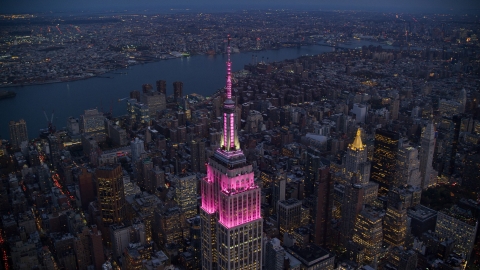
156,80,167,95
278,198,302,235
265,238,285,270
419,121,436,189
395,145,421,187
78,167,95,210
200,36,262,270
95,164,126,227
140,89,166,118
305,148,321,197
345,128,370,183
9,119,28,148
341,181,365,242
172,173,198,219
80,109,105,136
436,115,461,180
130,137,145,163
271,170,286,216
173,81,184,100
315,163,333,246
370,129,400,194
383,188,407,247
352,205,384,263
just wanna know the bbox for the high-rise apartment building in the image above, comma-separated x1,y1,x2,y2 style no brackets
156,80,167,95
370,129,400,194
95,164,126,227
173,81,184,100
9,119,28,148
190,138,206,173
172,173,198,219
419,121,436,189
142,83,153,93
200,37,262,270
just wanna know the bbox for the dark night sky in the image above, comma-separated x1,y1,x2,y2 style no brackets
1,0,479,14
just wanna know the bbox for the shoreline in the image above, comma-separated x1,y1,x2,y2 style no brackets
0,46,292,89
0,40,423,89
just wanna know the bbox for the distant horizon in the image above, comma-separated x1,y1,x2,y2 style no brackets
2,0,480,15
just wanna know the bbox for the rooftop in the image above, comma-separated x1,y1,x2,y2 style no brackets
439,205,477,227
408,204,437,221
287,244,334,266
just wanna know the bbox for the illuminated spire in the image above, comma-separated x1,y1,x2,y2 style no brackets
226,35,232,100
221,35,239,152
350,128,364,151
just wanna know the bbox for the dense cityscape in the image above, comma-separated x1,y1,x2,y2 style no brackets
0,10,478,86
1,5,480,270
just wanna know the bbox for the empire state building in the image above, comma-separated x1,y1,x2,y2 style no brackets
200,36,263,270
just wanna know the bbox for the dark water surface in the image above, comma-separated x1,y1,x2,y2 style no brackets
0,40,391,140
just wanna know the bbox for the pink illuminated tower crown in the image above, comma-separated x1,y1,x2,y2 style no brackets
200,36,263,270
221,36,239,152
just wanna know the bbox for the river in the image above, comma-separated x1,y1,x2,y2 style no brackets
0,40,394,140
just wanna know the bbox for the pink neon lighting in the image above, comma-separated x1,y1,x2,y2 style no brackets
216,149,244,158
223,113,228,149
201,164,217,213
218,189,261,228
219,171,254,192
201,36,262,230
230,114,235,149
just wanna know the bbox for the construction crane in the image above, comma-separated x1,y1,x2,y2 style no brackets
42,109,56,134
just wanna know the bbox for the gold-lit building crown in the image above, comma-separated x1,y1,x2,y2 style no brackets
350,128,365,151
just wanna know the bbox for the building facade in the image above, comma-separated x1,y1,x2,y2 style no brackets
9,119,28,148
95,164,126,227
370,129,400,194
419,121,436,189
435,205,478,260
200,37,262,270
